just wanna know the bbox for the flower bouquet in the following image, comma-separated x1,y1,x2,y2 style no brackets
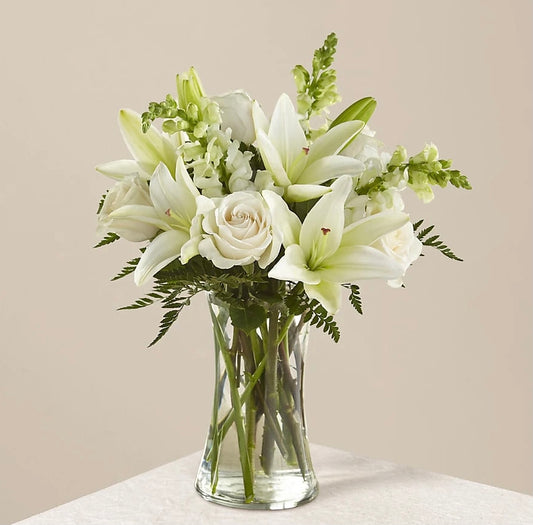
95,33,470,509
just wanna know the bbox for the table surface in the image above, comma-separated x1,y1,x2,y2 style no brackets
13,444,533,525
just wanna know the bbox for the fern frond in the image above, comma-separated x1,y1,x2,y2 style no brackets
422,236,463,261
148,295,191,347
343,284,363,315
94,232,120,248
97,192,107,214
118,292,163,310
417,224,435,240
111,257,140,281
415,220,463,262
285,284,340,342
304,301,340,343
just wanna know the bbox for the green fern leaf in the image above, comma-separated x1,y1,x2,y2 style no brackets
118,292,163,310
94,232,119,248
97,192,107,214
343,284,363,315
111,257,140,281
415,219,463,262
148,296,191,347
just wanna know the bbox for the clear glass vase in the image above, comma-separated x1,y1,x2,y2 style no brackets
195,294,318,509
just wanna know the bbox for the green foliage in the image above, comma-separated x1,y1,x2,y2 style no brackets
97,192,107,214
111,257,140,281
229,303,268,334
148,294,193,347
414,220,463,261
343,284,363,315
131,256,270,346
292,32,341,127
119,292,164,310
94,232,119,248
285,283,340,343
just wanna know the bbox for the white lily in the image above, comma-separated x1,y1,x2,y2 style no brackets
263,176,408,313
254,94,366,202
96,109,178,180
107,158,201,285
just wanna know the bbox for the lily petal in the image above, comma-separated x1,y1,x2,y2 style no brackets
268,245,321,285
150,161,198,226
304,281,342,314
268,94,307,173
341,212,409,248
318,245,404,283
255,130,292,186
95,160,147,180
285,184,331,202
300,175,353,267
252,100,269,136
119,109,176,175
296,156,364,185
307,120,365,165
108,204,169,231
263,190,301,246
134,229,189,286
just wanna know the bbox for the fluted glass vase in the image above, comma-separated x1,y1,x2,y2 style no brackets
195,294,318,510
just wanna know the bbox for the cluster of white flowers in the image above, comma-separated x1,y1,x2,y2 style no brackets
97,69,425,314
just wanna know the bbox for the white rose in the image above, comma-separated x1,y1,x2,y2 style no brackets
97,175,159,242
365,188,421,287
373,222,422,288
213,91,256,144
198,192,281,269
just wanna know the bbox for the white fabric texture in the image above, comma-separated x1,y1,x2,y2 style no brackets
13,444,533,525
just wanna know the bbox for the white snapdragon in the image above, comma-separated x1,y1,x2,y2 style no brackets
198,192,281,269
226,141,254,193
97,175,159,242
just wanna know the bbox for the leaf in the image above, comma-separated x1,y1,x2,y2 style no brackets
97,192,108,214
343,284,363,315
149,309,181,347
414,219,463,262
229,303,267,335
118,292,163,310
94,232,120,248
148,294,192,347
285,284,341,342
111,257,140,281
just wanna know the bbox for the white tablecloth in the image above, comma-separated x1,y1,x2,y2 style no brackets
13,444,533,525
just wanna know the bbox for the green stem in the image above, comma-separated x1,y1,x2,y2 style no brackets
278,326,309,477
209,306,254,502
279,383,309,478
276,314,295,346
241,332,257,486
261,306,279,475
209,352,267,450
209,314,222,493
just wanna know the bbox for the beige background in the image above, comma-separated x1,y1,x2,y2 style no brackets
1,0,531,523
